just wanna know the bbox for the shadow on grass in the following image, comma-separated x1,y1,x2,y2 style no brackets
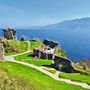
28,54,34,57
80,72,89,75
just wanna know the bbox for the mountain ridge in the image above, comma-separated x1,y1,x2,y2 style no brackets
1,17,90,30
30,17,90,30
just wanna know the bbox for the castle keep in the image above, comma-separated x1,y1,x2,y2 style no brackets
0,44,4,61
3,28,17,40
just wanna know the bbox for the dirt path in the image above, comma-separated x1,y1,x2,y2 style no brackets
26,41,30,51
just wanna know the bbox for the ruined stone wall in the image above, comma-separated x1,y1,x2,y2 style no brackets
54,56,76,73
0,44,4,61
33,49,54,60
43,39,58,48
33,40,59,60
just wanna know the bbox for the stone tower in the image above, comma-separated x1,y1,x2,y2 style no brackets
0,43,4,61
3,28,17,40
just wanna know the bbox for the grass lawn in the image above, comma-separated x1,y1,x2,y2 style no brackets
59,68,90,85
15,52,53,66
0,61,87,90
30,41,43,50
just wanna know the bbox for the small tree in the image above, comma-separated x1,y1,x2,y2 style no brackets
79,59,89,70
20,37,26,41
57,49,67,58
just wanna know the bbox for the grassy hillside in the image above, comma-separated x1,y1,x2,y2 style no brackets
0,61,86,90
15,52,52,66
15,52,90,85
56,48,67,58
2,40,28,55
30,41,43,50
0,68,30,90
59,67,90,85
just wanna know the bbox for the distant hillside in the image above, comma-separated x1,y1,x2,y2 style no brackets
1,17,90,30
32,17,90,30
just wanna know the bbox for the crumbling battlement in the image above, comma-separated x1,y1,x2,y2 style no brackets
3,28,17,40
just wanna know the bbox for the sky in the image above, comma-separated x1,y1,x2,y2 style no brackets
0,0,90,28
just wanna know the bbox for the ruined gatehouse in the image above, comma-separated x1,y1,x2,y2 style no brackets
3,28,17,40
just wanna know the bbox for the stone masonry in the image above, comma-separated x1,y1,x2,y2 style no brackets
3,28,17,40
33,39,58,60
0,43,4,61
54,56,76,73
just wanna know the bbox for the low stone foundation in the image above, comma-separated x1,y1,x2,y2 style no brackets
33,49,54,60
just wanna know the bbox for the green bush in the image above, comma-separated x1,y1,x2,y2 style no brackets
56,48,67,58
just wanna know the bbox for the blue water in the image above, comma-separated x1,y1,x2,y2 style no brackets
0,29,90,62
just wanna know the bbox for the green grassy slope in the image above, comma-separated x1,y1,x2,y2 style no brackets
59,67,90,85
3,40,28,55
15,52,52,66
0,61,86,90
15,52,90,85
30,41,43,50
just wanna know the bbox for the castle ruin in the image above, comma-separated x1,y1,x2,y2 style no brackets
33,39,76,73
3,28,17,40
33,39,58,60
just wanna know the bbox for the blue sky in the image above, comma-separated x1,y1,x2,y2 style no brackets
0,0,90,28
